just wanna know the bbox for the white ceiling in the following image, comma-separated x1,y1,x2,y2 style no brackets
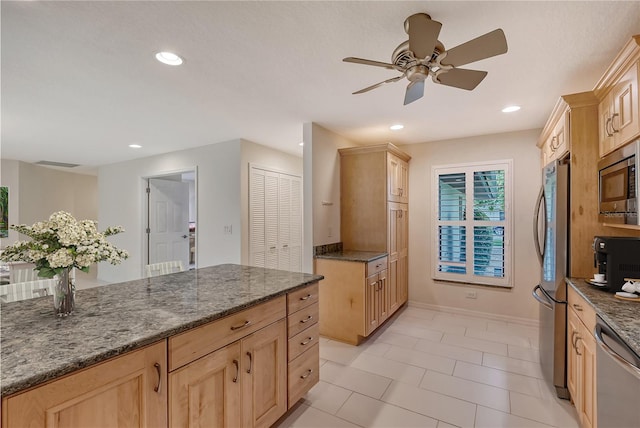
2,1,640,173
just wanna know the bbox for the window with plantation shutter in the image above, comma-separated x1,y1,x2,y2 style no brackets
433,160,512,287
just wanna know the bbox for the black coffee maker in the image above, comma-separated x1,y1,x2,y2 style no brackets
593,236,640,292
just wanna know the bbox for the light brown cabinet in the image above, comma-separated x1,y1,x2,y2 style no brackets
317,256,388,344
387,152,409,203
365,262,388,336
168,297,289,428
567,286,597,428
595,36,640,157
337,143,410,313
3,341,167,428
286,283,320,408
541,107,570,165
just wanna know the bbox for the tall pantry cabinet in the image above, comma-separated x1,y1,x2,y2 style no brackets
339,144,410,310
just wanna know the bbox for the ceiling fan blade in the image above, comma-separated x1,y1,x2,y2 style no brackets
343,57,402,71
353,75,404,94
440,29,508,67
404,80,425,105
407,13,442,59
435,68,488,90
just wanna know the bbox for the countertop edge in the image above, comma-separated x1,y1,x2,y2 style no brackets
314,251,388,263
565,277,640,357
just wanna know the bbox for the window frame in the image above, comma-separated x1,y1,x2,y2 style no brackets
432,159,513,287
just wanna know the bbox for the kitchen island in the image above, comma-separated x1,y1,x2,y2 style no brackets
1,264,323,427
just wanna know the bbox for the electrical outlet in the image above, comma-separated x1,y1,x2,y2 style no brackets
465,290,477,299
224,225,232,235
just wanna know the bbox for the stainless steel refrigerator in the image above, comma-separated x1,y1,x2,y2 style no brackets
532,159,569,399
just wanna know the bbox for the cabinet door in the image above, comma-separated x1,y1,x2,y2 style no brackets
5,342,167,428
391,203,409,306
169,342,242,428
599,95,616,156
577,324,597,428
241,319,287,428
377,269,389,323
364,273,379,336
612,61,639,148
567,308,580,403
387,154,409,203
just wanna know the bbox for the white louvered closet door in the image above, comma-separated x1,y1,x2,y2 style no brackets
249,166,302,272
249,168,266,267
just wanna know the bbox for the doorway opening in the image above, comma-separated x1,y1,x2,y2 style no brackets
143,168,197,275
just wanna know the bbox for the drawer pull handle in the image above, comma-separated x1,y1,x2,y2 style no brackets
153,363,161,393
230,320,251,331
300,369,313,379
300,294,312,301
572,304,583,312
301,337,313,346
300,315,313,324
246,352,253,374
232,359,239,383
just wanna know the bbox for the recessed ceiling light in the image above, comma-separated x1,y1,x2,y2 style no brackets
390,124,404,131
299,142,304,146
501,105,521,113
155,51,183,66
128,144,142,149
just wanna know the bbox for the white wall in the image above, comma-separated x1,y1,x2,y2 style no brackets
98,140,242,282
401,129,543,322
98,139,302,282
239,139,303,265
307,123,358,248
1,159,99,280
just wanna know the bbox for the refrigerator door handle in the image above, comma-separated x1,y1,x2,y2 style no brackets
533,186,546,265
532,284,553,310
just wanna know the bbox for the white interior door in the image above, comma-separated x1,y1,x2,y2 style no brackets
148,178,190,268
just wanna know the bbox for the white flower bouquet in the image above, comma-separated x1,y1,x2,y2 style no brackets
0,211,128,278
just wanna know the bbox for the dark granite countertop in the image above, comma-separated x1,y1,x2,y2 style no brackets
0,264,323,397
314,250,388,263
566,278,640,356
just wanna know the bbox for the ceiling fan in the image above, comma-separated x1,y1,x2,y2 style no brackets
344,13,508,105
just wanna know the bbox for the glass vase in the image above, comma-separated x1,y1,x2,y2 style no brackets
54,267,75,317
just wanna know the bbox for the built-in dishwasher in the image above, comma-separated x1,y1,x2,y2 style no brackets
595,315,640,428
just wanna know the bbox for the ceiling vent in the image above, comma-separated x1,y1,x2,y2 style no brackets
35,160,80,168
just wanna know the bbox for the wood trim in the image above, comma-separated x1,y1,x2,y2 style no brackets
593,35,640,99
338,143,411,162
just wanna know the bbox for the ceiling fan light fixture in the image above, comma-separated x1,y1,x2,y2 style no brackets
155,51,183,66
501,105,521,113
390,124,404,131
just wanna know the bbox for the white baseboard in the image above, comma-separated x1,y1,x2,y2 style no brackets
407,300,540,328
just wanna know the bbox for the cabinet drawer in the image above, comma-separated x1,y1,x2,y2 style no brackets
287,302,318,338
288,343,320,409
567,286,596,333
287,283,319,314
169,296,286,371
366,257,388,276
288,323,319,361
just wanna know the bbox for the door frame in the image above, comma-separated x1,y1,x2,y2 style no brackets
142,167,198,276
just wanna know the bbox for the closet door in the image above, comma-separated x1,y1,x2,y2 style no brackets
249,166,302,272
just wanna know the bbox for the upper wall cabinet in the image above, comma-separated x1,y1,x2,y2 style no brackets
539,104,570,166
387,153,409,203
594,36,640,157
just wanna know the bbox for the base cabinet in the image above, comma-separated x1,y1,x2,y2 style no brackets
567,287,597,428
2,341,167,428
317,257,392,344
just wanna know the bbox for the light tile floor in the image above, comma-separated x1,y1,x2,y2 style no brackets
275,306,580,428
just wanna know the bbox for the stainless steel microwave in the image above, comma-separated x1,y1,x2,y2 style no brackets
598,140,639,224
